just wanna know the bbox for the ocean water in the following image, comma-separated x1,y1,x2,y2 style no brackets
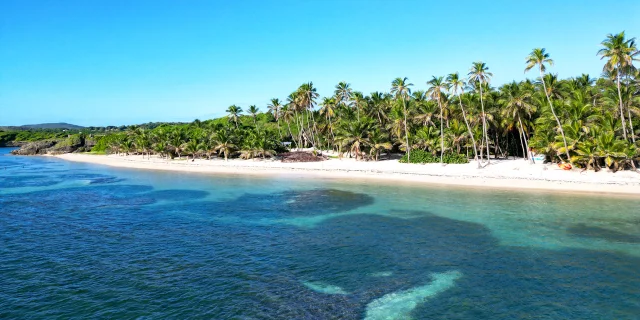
1,147,639,319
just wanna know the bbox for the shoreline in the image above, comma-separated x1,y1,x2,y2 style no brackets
50,153,640,196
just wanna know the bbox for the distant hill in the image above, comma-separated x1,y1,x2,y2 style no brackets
0,123,85,130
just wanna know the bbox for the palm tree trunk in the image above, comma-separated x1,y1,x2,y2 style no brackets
540,69,571,164
439,98,444,165
628,108,636,144
616,71,628,140
309,110,321,148
458,95,480,168
479,85,490,164
276,118,282,139
402,98,411,162
518,116,533,164
286,119,294,146
516,125,525,160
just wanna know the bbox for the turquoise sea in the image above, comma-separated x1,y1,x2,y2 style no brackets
1,147,639,319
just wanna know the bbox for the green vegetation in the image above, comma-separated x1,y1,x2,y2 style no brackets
399,150,468,164
9,32,640,170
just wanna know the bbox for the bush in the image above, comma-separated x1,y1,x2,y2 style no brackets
399,149,469,164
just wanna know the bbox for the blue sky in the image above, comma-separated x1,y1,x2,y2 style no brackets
1,0,639,126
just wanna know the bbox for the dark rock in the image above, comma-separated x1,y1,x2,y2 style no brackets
11,140,57,155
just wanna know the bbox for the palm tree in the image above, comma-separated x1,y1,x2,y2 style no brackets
320,97,337,144
297,82,320,148
597,32,638,141
391,77,413,161
525,48,571,163
447,72,480,167
368,92,390,126
335,82,353,108
248,105,260,126
185,138,200,161
427,76,447,165
499,82,536,163
368,129,392,161
169,127,186,158
336,117,373,160
468,61,493,164
267,98,283,139
214,129,237,161
226,105,243,129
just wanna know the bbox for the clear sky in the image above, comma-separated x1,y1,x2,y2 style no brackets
1,0,639,126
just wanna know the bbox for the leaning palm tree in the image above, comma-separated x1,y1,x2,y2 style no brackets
525,48,571,163
226,105,243,129
597,32,638,141
391,77,413,161
427,76,447,165
468,61,493,164
447,72,480,167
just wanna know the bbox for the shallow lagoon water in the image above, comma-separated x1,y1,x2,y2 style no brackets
1,148,639,319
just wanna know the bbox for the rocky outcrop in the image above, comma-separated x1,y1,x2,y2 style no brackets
10,140,57,155
10,136,97,155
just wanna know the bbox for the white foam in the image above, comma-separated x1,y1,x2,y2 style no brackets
370,271,393,277
365,270,462,320
302,281,348,295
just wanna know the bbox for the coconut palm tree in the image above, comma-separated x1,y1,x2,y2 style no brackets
468,61,493,164
226,105,243,129
598,31,638,142
447,72,480,167
427,76,447,164
368,129,392,161
214,129,237,161
499,82,536,163
335,117,374,160
335,82,353,108
267,98,283,138
185,138,200,161
248,105,260,126
391,77,413,161
525,48,571,163
319,96,337,144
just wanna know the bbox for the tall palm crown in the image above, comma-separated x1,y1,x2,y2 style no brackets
525,48,554,73
427,76,446,101
267,99,281,120
248,105,259,117
597,32,638,73
226,105,243,128
334,82,353,107
297,82,319,111
446,72,465,96
391,77,413,99
468,62,493,85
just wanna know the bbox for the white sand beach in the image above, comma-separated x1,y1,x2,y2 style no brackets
53,153,640,196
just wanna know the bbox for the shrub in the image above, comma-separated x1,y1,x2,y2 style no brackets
399,149,469,164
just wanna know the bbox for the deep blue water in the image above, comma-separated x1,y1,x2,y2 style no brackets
1,148,639,319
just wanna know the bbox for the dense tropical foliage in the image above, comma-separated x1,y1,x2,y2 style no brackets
85,33,640,170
